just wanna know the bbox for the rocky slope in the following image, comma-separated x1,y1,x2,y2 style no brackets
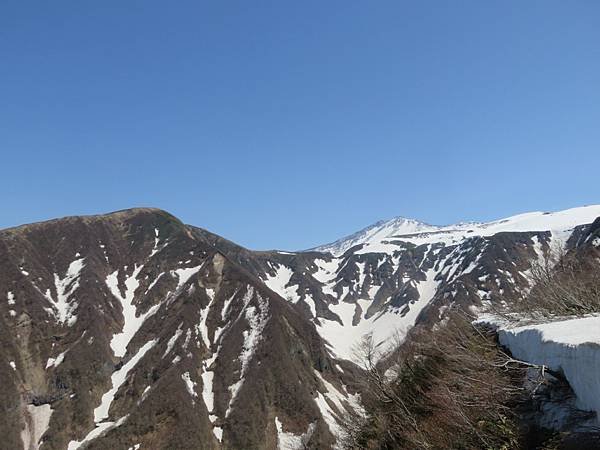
210,206,600,360
1,209,359,450
2,205,600,449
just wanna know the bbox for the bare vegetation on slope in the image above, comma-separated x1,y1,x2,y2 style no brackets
515,247,600,318
340,313,537,450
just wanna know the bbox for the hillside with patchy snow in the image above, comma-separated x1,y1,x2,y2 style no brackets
238,205,600,361
2,205,600,449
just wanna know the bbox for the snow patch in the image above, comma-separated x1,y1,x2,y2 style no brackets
144,272,164,294
149,227,163,257
275,417,316,450
45,350,67,369
312,371,363,445
263,264,300,302
225,291,270,417
317,265,439,361
181,372,198,401
171,265,203,291
312,258,340,298
67,415,129,450
162,324,183,358
21,404,53,450
213,426,223,442
44,258,85,326
107,266,159,358
94,340,157,423
198,288,218,349
201,369,215,414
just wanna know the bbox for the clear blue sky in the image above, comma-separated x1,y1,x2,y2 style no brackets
2,1,599,250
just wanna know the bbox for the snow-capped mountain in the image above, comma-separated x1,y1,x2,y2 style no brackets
309,217,439,256
311,205,600,256
252,205,600,361
2,205,600,449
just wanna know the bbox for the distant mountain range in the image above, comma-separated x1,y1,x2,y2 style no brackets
3,205,600,449
311,206,600,255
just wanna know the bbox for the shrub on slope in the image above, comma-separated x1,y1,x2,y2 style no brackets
341,313,530,450
516,247,600,318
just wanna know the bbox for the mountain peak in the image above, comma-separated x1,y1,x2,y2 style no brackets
309,205,600,256
308,215,437,255
0,207,181,235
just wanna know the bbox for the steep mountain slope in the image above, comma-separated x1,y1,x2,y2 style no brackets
0,209,358,450
2,205,600,450
204,206,600,360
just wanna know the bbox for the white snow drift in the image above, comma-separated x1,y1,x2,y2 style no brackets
499,316,600,422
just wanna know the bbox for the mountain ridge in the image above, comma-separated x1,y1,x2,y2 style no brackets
309,205,600,256
2,205,600,449
5,204,600,254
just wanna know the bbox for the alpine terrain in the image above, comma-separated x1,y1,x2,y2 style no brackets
2,205,600,449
